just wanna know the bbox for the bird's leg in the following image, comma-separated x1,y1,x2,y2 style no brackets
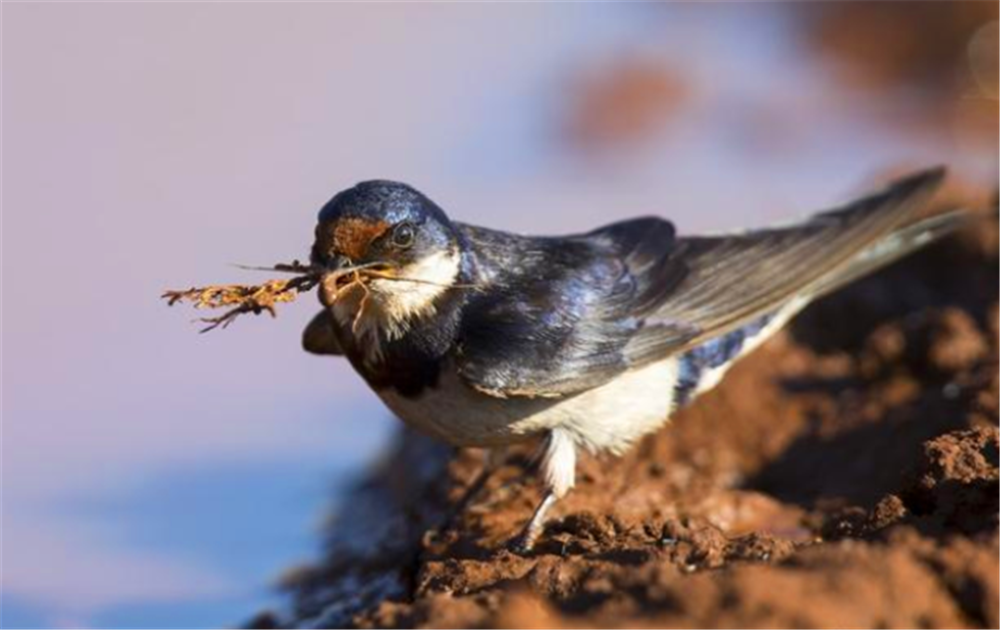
513,491,558,553
512,428,576,553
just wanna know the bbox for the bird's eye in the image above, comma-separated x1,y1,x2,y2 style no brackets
392,223,416,248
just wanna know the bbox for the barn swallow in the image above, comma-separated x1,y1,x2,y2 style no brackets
302,168,964,551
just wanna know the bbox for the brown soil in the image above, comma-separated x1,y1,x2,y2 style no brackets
257,213,999,629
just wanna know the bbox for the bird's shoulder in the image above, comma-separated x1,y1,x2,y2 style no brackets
455,216,681,298
451,217,694,399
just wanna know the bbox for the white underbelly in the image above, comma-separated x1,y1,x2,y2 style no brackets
375,358,680,455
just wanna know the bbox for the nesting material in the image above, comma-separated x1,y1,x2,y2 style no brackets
164,259,475,332
162,261,319,332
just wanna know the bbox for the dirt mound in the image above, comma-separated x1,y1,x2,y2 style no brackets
257,213,999,629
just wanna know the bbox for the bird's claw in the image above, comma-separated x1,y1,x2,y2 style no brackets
509,526,541,555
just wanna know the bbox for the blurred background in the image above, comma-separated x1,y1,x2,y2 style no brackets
2,3,996,628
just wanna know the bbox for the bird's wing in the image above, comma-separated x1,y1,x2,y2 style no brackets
454,217,691,398
302,310,343,356
456,168,947,399
623,167,947,363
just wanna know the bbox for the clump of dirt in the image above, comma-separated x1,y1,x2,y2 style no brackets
256,213,998,629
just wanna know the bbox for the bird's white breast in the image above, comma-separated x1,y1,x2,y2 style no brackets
375,358,680,455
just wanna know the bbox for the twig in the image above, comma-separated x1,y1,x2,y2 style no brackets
163,259,482,333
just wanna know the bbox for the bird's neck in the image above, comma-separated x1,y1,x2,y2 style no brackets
336,247,477,396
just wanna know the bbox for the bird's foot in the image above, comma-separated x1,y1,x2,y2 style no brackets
509,491,557,555
510,527,540,555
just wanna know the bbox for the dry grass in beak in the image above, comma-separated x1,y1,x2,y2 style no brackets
318,266,375,334
163,260,478,334
162,261,319,332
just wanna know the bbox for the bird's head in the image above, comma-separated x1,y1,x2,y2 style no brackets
310,180,463,342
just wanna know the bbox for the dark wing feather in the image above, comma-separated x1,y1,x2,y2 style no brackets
625,167,946,362
457,168,945,398
302,310,343,356
455,219,680,398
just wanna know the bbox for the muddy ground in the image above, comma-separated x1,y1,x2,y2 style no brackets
256,209,999,629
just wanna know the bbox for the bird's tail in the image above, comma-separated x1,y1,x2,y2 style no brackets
808,208,973,299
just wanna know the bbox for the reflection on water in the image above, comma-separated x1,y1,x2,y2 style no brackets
2,3,995,628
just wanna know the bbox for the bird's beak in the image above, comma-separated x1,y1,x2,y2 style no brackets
317,258,393,308
322,254,353,274
318,257,353,307
312,217,395,307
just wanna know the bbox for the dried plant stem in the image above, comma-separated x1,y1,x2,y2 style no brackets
163,260,480,333
162,270,318,333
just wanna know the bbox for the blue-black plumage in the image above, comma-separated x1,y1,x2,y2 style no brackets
673,314,774,409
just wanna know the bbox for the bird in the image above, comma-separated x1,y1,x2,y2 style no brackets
301,167,966,552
